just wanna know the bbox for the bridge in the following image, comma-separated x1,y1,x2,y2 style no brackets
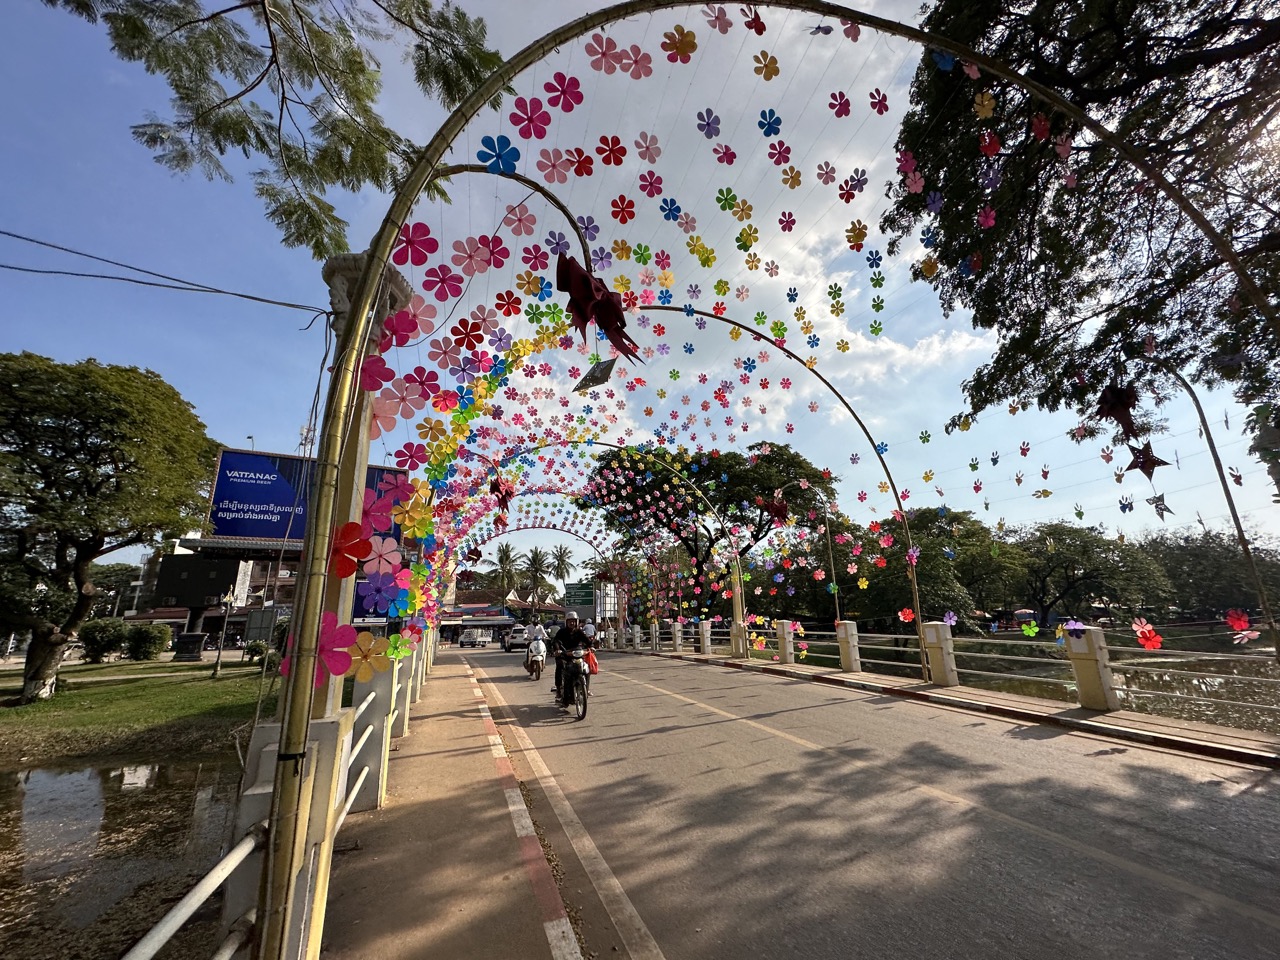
320,641,1279,960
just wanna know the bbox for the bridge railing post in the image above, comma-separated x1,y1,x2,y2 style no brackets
728,620,746,658
921,622,959,686
671,621,683,652
650,622,659,652
836,620,861,672
632,624,642,648
776,619,795,664
1064,625,1121,711
348,658,400,813
698,620,712,654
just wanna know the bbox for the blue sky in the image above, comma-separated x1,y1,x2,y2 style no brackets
3,1,1276,576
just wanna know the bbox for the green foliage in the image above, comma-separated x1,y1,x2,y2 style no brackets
87,562,141,618
79,617,127,662
245,638,269,662
0,353,215,696
126,623,174,661
882,0,1280,447
1136,527,1280,617
44,0,506,258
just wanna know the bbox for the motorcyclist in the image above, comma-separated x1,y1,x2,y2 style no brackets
551,613,588,704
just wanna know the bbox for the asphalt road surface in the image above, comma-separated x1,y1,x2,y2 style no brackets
464,647,1279,960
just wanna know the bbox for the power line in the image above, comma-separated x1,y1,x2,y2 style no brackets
0,228,329,314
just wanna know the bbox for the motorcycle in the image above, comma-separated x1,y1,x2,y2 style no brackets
557,645,590,720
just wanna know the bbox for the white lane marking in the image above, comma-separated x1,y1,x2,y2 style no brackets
479,669,667,960
544,917,583,960
505,787,536,838
488,734,506,758
612,667,1280,934
478,703,492,720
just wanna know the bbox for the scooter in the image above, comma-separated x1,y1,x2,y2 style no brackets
527,648,545,681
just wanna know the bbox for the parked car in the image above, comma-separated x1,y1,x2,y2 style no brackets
458,629,490,648
503,625,528,652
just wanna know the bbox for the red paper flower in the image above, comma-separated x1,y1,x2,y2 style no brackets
1225,609,1250,631
330,522,372,579
898,608,915,623
596,135,627,166
611,194,636,224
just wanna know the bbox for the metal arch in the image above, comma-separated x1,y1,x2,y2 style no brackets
432,164,591,266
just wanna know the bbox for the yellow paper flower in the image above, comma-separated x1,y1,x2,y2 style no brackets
346,632,391,682
753,50,780,81
728,326,742,341
613,274,632,293
921,256,939,278
800,320,814,335
781,165,801,189
611,238,632,260
830,300,844,317
657,270,675,289
858,577,869,590
877,481,890,493
836,339,850,352
732,199,753,222
794,306,806,322
515,271,541,296
745,253,761,270
973,91,996,119
416,418,448,443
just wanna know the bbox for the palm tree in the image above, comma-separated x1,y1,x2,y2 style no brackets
481,542,522,599
551,545,576,591
522,547,553,623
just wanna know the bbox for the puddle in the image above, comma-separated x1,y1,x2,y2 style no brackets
0,759,241,958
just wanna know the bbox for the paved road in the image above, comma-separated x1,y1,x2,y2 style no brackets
466,647,1280,960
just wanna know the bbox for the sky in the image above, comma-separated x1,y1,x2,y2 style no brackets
2,1,1276,579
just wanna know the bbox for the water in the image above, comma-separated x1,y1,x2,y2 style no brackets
0,759,240,959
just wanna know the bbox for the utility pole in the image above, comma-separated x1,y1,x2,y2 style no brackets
212,588,235,679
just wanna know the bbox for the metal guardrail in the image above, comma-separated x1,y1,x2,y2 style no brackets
121,822,267,960
122,688,381,960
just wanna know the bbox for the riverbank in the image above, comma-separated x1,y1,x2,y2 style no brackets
0,660,277,768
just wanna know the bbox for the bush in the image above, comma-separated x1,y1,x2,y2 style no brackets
79,618,127,663
125,623,173,661
245,639,269,663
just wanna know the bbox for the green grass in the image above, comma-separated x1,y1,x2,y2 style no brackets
0,668,278,767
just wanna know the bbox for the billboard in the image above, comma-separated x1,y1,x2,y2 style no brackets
208,449,405,543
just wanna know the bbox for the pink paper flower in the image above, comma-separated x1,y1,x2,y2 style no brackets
543,72,583,112
509,96,551,139
392,222,438,267
281,611,355,688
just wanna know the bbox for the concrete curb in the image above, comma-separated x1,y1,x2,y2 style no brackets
618,648,1280,769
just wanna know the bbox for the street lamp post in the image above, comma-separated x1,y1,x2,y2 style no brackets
212,589,235,679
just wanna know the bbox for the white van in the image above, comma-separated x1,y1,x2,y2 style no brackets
458,629,489,648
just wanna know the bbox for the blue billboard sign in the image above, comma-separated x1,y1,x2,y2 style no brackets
209,450,406,542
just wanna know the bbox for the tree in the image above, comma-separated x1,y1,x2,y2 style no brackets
941,511,1029,616
520,547,553,622
45,0,505,258
550,544,575,586
579,443,838,575
0,353,217,701
1008,522,1172,624
87,562,140,618
479,541,521,597
1136,527,1280,620
882,0,1280,464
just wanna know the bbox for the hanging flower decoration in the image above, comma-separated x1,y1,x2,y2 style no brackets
330,523,372,579
281,611,355,688
1131,617,1163,650
898,608,915,623
346,631,392,682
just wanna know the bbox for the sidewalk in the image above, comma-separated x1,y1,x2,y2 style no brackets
322,657,578,960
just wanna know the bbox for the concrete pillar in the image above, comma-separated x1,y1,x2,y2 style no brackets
921,622,959,686
776,620,795,664
410,636,425,702
671,622,683,652
836,620,861,672
649,622,659,652
1064,625,1121,711
632,624,643,648
698,621,712,654
393,656,412,738
221,709,353,960
348,658,400,812
729,620,746,658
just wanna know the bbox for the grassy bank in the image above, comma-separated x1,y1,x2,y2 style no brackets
0,665,278,768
